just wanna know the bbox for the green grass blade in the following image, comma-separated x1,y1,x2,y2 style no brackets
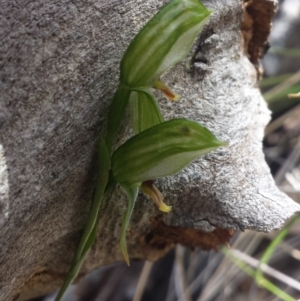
255,215,300,283
224,248,296,301
259,74,293,88
269,47,300,57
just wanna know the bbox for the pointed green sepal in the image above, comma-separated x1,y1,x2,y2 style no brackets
120,0,212,87
112,118,226,186
118,184,139,266
129,90,164,134
105,85,131,152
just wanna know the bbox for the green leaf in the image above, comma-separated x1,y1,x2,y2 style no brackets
112,118,226,186
129,90,164,134
120,0,212,87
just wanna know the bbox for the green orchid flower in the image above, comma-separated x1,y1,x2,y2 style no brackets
121,0,212,87
105,0,212,150
111,118,226,264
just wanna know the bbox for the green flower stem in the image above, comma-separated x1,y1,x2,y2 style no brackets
54,222,98,301
74,137,111,261
54,137,111,301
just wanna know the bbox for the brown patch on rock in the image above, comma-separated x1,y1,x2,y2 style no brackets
143,217,234,251
14,269,84,301
241,0,277,72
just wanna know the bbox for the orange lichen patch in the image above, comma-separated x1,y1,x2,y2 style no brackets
241,0,277,69
144,217,234,251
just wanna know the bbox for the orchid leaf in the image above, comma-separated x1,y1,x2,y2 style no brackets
112,118,226,186
129,90,164,134
120,0,212,87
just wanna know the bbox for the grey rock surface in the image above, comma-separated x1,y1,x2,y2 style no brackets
0,0,299,300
